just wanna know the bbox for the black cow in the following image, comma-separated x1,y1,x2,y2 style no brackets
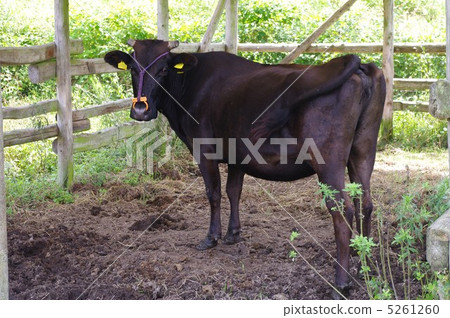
105,39,386,298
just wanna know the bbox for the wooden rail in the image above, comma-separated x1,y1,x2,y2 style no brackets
1,98,134,149
52,121,148,153
1,42,444,65
235,42,446,54
28,58,121,83
393,100,429,112
72,98,131,121
1,98,131,121
3,119,90,147
2,99,58,119
0,39,83,66
394,78,437,90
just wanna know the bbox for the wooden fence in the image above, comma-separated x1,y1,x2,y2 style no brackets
0,0,445,191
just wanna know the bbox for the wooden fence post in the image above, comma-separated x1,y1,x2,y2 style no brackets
55,0,74,189
381,0,394,141
225,0,238,54
157,0,169,40
0,82,8,300
446,0,450,175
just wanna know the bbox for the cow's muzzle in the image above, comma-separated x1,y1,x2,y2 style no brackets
130,98,157,121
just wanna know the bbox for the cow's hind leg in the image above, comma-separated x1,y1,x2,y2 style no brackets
347,64,384,237
317,167,354,299
197,160,222,250
347,149,375,237
223,165,245,244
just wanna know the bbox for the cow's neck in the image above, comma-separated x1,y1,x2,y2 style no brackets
158,100,188,146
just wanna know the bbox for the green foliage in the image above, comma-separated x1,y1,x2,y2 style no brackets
288,250,298,261
288,230,300,261
350,235,377,258
317,180,449,299
289,231,300,242
343,182,363,199
393,111,448,151
317,182,339,207
6,177,73,214
4,140,57,179
74,145,127,187
424,178,450,218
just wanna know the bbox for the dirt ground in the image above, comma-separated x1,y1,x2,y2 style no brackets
6,148,448,300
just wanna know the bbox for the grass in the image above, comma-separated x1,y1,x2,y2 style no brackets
393,111,448,151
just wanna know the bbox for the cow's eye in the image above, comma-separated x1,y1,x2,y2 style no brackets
154,67,167,78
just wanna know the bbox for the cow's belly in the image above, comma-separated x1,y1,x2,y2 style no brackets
241,161,316,181
229,131,318,181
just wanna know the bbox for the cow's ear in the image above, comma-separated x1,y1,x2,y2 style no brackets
169,53,198,73
104,50,132,70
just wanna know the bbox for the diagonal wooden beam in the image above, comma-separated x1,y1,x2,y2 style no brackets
280,0,358,64
199,0,226,52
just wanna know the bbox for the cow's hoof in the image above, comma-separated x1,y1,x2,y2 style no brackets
331,284,351,300
196,236,219,250
223,231,243,245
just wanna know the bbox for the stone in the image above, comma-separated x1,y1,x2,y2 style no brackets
202,284,213,296
429,80,450,120
426,208,450,272
272,293,289,300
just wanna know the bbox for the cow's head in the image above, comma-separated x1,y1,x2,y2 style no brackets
104,39,196,121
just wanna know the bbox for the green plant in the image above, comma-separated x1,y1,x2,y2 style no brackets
316,180,449,300
393,111,448,151
288,230,300,261
74,146,127,186
6,177,73,214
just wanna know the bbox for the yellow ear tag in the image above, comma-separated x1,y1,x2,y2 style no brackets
174,63,184,70
118,61,127,70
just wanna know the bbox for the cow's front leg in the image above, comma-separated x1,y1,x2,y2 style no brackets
224,165,245,244
196,159,222,250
